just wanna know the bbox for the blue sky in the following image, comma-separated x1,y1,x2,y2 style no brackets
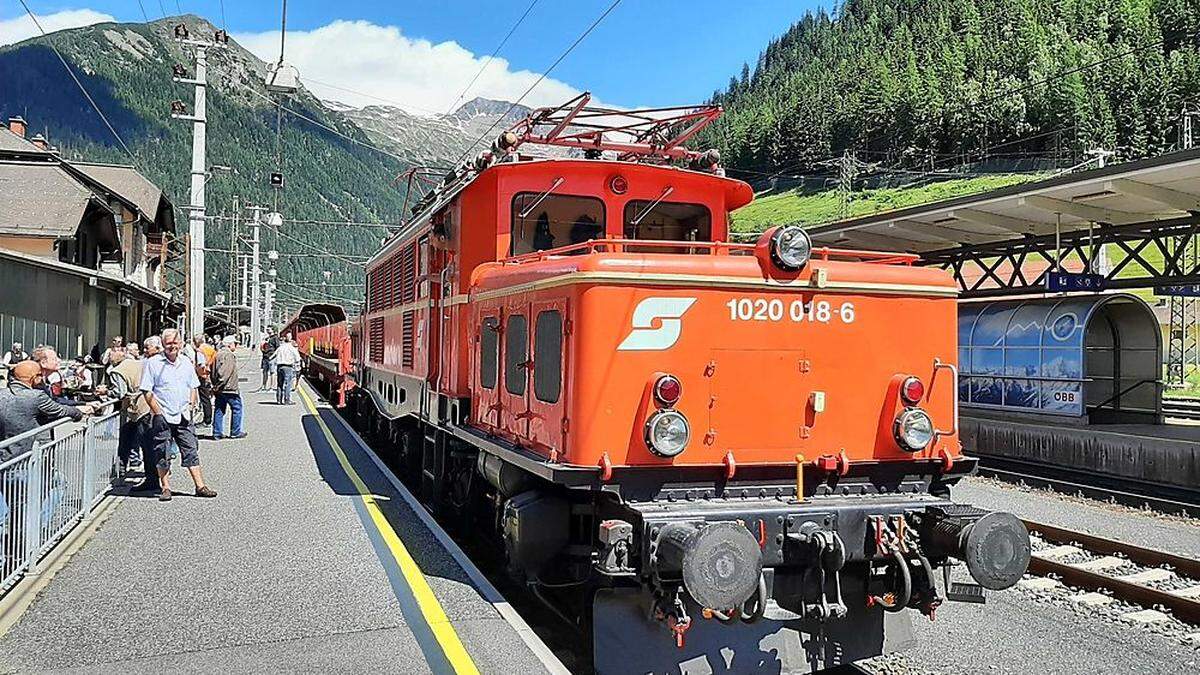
2,1,827,112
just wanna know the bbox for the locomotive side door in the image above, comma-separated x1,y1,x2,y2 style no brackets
526,298,568,457
498,302,531,440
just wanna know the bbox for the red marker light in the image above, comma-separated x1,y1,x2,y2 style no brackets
654,375,682,407
901,376,925,404
609,175,628,194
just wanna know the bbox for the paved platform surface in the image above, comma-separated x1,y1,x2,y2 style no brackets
0,354,550,674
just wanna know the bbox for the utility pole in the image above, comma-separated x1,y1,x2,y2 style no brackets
247,205,265,347
171,23,227,338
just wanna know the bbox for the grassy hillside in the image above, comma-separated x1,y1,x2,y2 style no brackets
730,174,1040,232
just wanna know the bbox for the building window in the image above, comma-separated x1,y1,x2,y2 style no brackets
511,193,605,255
480,317,499,389
623,201,712,247
505,314,528,396
534,310,562,403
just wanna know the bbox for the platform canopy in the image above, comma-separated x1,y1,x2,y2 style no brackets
806,149,1200,297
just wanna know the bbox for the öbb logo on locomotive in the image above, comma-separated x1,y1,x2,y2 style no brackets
294,96,1033,672
616,296,697,351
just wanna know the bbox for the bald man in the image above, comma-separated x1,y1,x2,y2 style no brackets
0,361,93,461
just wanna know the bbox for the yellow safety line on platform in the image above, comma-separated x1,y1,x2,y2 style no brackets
297,385,480,675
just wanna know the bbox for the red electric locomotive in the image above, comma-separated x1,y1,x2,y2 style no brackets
281,303,353,407
341,94,1030,673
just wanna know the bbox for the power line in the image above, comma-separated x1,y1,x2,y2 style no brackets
445,0,540,115
156,0,167,19
452,0,623,166
208,214,399,230
300,76,446,116
271,225,370,266
135,0,149,21
241,85,410,163
18,0,139,162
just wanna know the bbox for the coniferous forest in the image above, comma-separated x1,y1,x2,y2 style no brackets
699,0,1200,179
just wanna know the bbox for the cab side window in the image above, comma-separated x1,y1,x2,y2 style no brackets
534,310,562,403
505,315,528,395
480,317,499,389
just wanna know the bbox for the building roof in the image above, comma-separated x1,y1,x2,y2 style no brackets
0,127,52,157
68,161,169,224
0,161,104,238
808,148,1200,254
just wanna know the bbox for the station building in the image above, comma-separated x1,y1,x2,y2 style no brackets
0,116,179,361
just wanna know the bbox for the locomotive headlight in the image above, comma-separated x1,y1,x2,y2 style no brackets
645,410,690,457
894,408,934,451
770,225,813,271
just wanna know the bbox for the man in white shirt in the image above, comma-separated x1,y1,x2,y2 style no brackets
273,334,301,405
140,328,217,501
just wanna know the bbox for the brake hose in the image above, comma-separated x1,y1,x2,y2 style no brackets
871,548,912,613
739,574,768,624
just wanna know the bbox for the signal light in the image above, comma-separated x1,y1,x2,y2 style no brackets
609,175,628,194
654,374,682,407
900,376,925,404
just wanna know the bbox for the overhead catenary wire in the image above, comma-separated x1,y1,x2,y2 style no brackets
445,0,541,115
452,0,623,166
18,0,140,162
241,86,411,163
135,0,149,22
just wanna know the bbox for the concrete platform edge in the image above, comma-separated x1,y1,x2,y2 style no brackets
305,381,570,675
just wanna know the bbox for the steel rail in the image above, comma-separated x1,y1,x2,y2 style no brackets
1024,519,1200,625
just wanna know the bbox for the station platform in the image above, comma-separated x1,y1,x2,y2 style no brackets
961,411,1200,505
0,355,560,674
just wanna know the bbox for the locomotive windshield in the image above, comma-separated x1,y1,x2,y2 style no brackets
623,200,712,250
510,193,605,255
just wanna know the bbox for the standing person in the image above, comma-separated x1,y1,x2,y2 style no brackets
273,334,301,405
107,346,154,485
259,332,279,391
210,336,245,440
101,336,124,365
0,361,93,461
140,329,217,502
190,335,214,427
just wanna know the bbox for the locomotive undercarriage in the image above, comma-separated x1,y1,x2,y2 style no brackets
347,386,1030,672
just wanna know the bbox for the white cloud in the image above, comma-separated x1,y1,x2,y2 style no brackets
0,8,116,46
233,19,586,117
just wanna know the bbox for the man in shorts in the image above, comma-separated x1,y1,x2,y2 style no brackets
140,329,217,502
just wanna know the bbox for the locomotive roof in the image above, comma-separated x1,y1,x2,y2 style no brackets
369,156,753,268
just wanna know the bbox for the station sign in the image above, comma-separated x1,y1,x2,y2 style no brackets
1155,284,1200,297
1045,271,1106,292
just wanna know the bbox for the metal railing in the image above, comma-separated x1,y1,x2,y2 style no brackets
0,410,120,594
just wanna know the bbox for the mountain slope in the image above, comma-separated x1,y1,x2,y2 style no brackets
0,15,417,314
700,0,1200,178
338,97,531,168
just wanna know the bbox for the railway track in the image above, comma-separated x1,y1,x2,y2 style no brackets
1163,397,1200,421
1023,519,1200,627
